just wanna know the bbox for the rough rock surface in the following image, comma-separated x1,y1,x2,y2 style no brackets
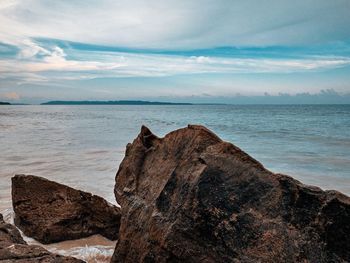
112,125,350,263
12,174,121,244
0,213,84,262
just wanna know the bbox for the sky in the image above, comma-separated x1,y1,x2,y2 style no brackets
0,0,350,103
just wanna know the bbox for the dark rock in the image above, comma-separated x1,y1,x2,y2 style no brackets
12,174,121,244
0,213,84,262
0,213,26,247
112,125,350,263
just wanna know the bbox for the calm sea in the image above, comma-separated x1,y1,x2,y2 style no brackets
1,104,350,261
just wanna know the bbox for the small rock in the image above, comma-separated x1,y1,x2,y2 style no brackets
12,174,121,244
0,213,84,262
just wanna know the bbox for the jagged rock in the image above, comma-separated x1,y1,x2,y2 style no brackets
0,213,83,262
12,175,121,244
112,125,350,263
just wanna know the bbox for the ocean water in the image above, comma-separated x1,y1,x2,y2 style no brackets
1,104,350,261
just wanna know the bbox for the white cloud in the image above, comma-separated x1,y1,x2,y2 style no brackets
0,0,350,49
1,0,349,83
0,41,349,84
0,0,349,99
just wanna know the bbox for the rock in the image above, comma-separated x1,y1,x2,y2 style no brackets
112,125,350,263
0,213,26,247
0,213,84,262
12,174,121,244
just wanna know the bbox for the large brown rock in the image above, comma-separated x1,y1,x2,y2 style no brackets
0,213,84,262
112,125,350,263
12,174,121,244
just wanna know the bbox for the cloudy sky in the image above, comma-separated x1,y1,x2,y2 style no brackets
0,0,350,103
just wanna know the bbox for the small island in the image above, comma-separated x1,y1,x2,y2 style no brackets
0,101,11,105
41,100,192,105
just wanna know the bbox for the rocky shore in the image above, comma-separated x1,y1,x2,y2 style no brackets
5,125,350,262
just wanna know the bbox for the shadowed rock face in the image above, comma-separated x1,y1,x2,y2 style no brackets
12,175,121,244
112,125,350,263
0,213,84,262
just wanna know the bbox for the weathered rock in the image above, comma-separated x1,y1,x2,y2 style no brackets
112,125,350,263
12,174,121,244
0,213,84,262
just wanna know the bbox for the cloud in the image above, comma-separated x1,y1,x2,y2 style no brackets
146,89,350,104
0,0,350,102
3,91,20,100
1,1,350,81
0,0,350,49
1,0,349,83
1,40,349,85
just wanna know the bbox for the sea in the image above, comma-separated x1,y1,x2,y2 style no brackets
1,104,350,262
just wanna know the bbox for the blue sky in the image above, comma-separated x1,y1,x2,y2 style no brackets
0,0,350,103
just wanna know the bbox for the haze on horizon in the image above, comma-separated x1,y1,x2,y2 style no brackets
0,0,350,104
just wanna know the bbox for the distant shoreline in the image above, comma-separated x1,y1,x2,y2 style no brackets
41,100,193,105
2,100,350,105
